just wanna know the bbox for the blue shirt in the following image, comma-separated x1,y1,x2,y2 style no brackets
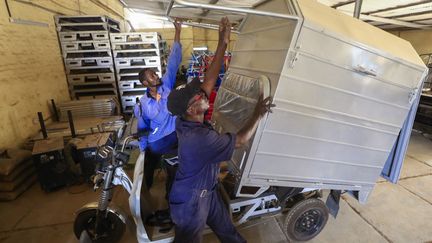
134,42,182,150
169,119,236,203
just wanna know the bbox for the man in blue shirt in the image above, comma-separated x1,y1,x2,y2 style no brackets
134,20,182,193
167,17,274,243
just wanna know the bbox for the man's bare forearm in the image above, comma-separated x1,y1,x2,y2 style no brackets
173,20,181,43
201,41,227,97
174,29,180,43
235,112,261,148
235,96,274,148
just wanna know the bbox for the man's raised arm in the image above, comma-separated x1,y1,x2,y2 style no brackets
200,17,231,97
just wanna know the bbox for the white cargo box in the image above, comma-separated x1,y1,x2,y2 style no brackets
213,0,428,203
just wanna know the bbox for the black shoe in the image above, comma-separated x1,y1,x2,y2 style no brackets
146,209,172,226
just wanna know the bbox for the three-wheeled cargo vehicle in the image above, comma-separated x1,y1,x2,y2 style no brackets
73,0,428,242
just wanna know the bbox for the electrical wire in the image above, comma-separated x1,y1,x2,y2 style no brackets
13,0,66,15
5,0,12,17
66,177,88,194
89,0,124,19
49,0,82,13
88,0,134,31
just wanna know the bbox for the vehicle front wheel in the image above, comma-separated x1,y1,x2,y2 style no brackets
283,198,329,241
74,209,125,243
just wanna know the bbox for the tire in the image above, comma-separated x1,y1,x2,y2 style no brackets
73,209,125,243
283,198,329,242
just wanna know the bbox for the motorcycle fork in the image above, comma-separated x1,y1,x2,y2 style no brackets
94,165,115,237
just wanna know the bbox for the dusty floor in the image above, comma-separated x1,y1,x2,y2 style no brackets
0,131,431,243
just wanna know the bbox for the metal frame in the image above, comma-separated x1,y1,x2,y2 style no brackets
381,79,426,183
170,0,299,20
353,0,362,19
163,0,299,32
230,194,281,225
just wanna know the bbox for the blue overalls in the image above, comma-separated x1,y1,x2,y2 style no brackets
134,41,182,154
170,119,246,243
134,42,182,189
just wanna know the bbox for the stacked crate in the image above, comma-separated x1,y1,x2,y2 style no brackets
110,32,166,113
55,15,120,100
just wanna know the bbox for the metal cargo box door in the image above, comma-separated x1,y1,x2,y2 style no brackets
381,88,423,183
213,73,272,195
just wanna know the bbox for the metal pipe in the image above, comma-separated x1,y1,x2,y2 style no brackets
167,13,231,25
166,14,236,32
51,99,59,122
5,0,12,18
181,21,218,30
353,0,362,19
181,21,240,34
67,110,76,138
332,0,355,9
197,0,219,23
172,0,299,20
37,112,48,139
237,16,248,32
144,12,238,33
166,0,175,17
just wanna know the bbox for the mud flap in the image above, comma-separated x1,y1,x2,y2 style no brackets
325,190,341,218
129,151,152,243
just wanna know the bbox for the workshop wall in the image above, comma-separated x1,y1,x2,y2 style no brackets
192,27,237,52
392,30,432,56
0,0,127,149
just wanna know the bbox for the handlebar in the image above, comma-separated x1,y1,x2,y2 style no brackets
97,128,148,168
98,146,114,159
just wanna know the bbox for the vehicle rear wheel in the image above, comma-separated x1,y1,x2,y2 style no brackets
74,209,125,243
283,198,329,241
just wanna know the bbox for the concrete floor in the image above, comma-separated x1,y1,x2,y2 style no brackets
1,131,431,243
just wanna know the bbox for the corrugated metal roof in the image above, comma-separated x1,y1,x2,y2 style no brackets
318,0,432,30
121,0,432,31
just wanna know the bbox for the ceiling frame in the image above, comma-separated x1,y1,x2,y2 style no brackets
123,0,432,31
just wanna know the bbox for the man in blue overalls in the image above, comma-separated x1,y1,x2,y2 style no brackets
167,17,274,243
134,20,182,197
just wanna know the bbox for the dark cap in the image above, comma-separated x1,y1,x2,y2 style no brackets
167,77,202,116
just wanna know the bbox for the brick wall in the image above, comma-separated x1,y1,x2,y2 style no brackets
0,0,127,149
390,30,432,56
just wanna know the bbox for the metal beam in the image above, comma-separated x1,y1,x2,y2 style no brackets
353,0,362,19
200,0,219,17
197,0,219,23
409,17,432,23
380,26,416,31
166,0,175,16
360,14,431,29
386,9,432,19
331,0,355,9
338,9,431,29
9,18,49,27
363,0,431,15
